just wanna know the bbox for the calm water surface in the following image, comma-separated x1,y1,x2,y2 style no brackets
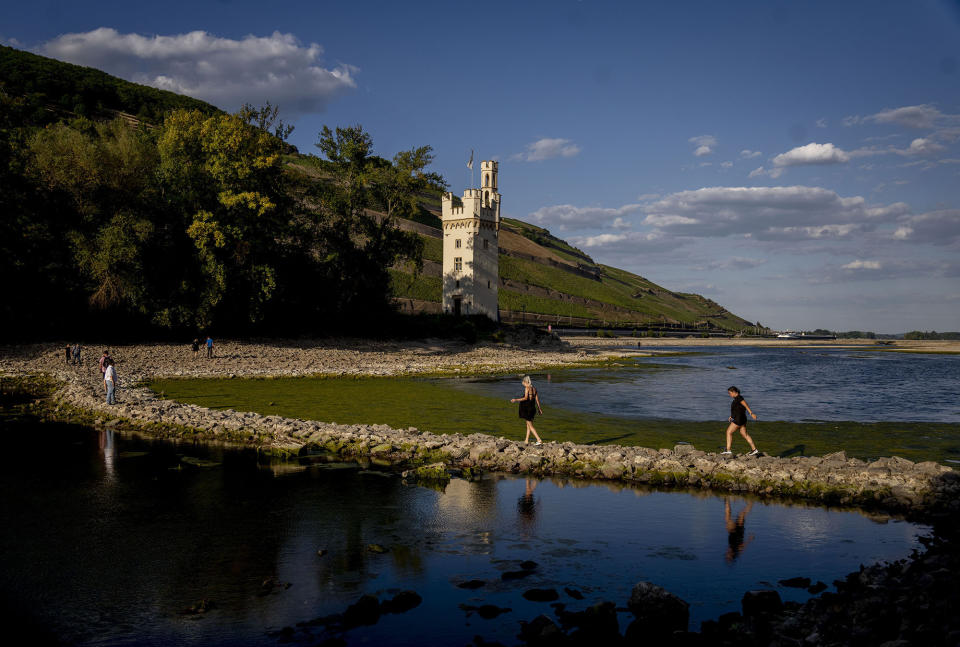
450,346,960,422
0,420,927,646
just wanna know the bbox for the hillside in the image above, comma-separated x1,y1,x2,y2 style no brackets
284,156,752,331
0,45,221,126
2,48,752,334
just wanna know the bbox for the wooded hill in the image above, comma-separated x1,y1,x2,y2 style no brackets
0,45,221,127
2,45,753,335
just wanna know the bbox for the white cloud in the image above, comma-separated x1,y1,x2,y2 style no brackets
694,257,768,271
842,260,882,270
892,210,960,246
512,137,581,162
569,230,673,253
637,193,660,201
867,104,944,129
749,166,784,179
772,142,850,167
720,161,733,168
690,135,717,157
740,149,763,159
39,28,357,116
815,118,827,128
642,186,910,240
528,203,642,231
892,137,945,156
612,217,632,230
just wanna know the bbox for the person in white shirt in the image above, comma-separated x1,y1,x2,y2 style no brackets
103,359,117,405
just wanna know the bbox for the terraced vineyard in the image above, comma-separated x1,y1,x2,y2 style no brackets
384,200,753,331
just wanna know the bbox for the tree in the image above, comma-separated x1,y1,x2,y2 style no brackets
158,109,289,328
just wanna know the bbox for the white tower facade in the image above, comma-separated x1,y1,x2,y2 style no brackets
440,160,500,320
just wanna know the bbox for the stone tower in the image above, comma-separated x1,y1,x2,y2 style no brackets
440,160,500,320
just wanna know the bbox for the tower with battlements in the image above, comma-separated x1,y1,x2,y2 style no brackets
440,160,500,320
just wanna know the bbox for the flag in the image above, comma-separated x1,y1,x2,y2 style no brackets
467,149,474,170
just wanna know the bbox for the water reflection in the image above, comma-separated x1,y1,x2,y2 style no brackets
98,428,116,481
724,498,754,563
0,423,929,646
517,478,538,536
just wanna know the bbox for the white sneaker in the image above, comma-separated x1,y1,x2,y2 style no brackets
535,441,542,446
748,449,759,456
720,450,733,455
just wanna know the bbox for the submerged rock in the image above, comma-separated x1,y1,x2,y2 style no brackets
380,590,422,614
522,588,559,602
342,594,381,628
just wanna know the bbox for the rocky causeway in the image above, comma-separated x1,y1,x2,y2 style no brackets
1,337,956,517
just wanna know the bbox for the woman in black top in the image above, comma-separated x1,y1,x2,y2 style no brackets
510,375,544,445
721,386,759,456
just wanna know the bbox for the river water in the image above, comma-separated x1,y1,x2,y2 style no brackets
0,419,927,646
450,346,960,423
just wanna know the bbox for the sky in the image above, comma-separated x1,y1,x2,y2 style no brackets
3,0,960,332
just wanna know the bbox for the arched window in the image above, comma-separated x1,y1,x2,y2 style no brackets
484,174,489,187
484,191,490,207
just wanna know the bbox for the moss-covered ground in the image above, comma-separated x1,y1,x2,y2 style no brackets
148,376,960,464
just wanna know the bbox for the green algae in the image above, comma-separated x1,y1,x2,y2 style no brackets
148,376,960,464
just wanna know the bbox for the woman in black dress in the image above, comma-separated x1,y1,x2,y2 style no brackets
510,376,544,445
721,386,759,456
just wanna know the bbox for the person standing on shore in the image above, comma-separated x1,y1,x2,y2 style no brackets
510,375,544,445
72,343,82,366
191,338,200,359
103,359,117,405
99,350,111,375
206,336,214,359
721,386,759,456
64,345,72,364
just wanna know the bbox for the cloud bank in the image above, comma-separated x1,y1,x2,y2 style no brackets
39,28,357,116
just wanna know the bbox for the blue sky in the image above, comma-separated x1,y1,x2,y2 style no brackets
4,0,960,332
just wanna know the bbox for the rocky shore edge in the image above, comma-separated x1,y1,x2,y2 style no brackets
8,359,957,518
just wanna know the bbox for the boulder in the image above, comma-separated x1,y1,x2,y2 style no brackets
627,581,689,635
741,590,783,618
518,614,564,646
566,601,619,643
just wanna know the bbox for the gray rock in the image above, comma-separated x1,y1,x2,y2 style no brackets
627,581,689,634
741,590,782,618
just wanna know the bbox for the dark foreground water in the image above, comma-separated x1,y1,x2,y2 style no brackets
0,421,927,646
